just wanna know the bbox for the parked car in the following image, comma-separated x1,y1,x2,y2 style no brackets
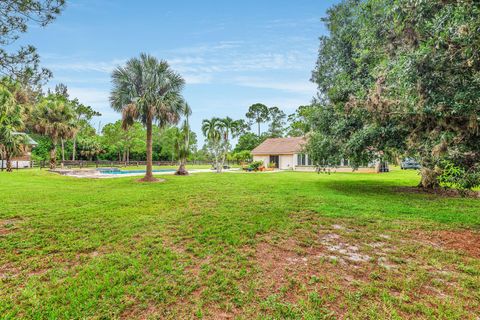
401,158,421,170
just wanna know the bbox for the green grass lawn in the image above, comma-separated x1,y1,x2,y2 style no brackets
0,169,479,319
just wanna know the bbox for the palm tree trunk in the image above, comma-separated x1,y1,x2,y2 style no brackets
61,138,65,162
215,144,222,173
220,150,226,173
72,136,77,161
141,114,157,182
50,138,57,170
5,152,12,172
175,160,188,175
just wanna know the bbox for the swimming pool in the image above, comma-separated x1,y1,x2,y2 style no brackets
97,168,176,175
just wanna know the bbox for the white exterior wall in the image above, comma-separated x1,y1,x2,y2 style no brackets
252,154,294,170
279,155,293,170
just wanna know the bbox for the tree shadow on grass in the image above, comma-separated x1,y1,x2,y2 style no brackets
313,176,480,227
317,178,411,199
321,178,479,200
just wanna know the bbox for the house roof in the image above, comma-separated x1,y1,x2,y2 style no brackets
13,132,38,146
251,137,306,155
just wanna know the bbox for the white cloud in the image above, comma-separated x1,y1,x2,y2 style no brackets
183,74,212,84
45,59,126,73
232,76,316,94
67,87,110,106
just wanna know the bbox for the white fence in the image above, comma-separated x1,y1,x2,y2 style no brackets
0,160,33,169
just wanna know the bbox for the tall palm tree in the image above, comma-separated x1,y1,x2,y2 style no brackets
0,87,26,172
174,103,192,175
202,117,225,173
110,53,185,182
219,117,239,167
219,117,236,141
32,95,78,169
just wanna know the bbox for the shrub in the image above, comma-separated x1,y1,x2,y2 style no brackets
249,160,264,171
438,161,480,192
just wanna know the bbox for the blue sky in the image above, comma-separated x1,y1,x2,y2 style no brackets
20,0,338,140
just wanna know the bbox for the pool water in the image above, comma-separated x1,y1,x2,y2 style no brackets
97,168,175,174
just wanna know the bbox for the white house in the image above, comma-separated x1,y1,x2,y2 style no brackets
251,137,308,170
251,137,385,172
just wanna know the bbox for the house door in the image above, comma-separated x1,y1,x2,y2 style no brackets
269,155,279,168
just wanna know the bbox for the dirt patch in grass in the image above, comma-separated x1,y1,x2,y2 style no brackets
0,263,21,280
254,234,377,293
255,239,317,292
120,301,160,320
253,225,480,318
413,229,480,258
395,186,480,198
0,217,23,235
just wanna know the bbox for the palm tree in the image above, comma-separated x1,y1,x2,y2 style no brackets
32,94,78,169
220,117,236,141
0,87,26,172
174,103,192,175
78,136,104,161
110,53,185,182
202,117,225,173
219,117,240,167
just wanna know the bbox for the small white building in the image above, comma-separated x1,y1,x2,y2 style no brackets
251,137,308,170
251,136,384,172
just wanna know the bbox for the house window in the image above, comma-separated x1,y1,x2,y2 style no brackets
297,154,311,166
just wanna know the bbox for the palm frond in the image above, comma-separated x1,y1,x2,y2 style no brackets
121,103,139,130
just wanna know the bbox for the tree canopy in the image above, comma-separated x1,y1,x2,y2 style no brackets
308,0,480,189
0,0,65,86
246,103,270,136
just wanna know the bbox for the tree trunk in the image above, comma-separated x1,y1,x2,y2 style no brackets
216,150,222,173
220,152,226,173
216,158,221,173
5,152,12,172
257,121,261,136
127,148,130,163
61,138,65,162
419,167,440,189
175,160,189,175
72,136,76,161
140,115,157,182
50,138,57,170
